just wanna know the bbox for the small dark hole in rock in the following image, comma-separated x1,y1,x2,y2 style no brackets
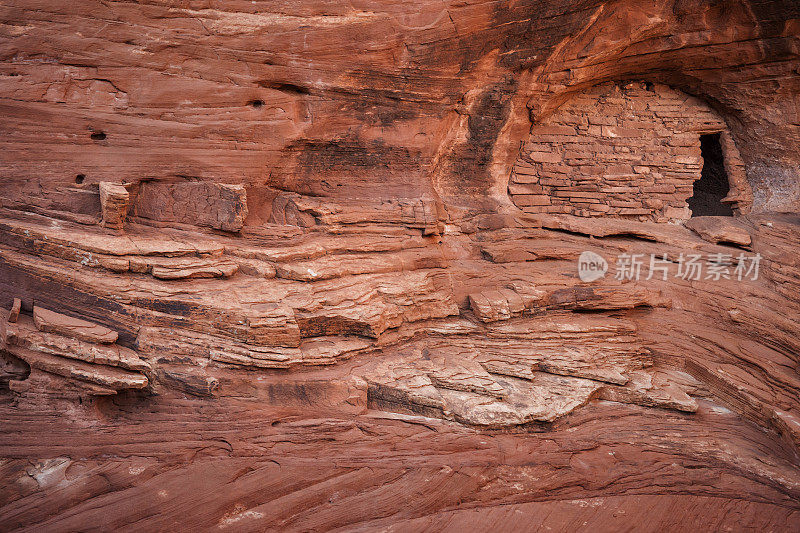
644,81,655,92
75,174,85,184
249,99,265,108
91,132,107,141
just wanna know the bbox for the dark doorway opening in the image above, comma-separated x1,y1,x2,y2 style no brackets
687,133,733,216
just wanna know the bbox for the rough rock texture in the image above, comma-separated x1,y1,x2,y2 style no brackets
1,0,799,530
132,181,249,233
98,181,130,230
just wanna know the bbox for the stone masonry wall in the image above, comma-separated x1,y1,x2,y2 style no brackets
509,82,752,221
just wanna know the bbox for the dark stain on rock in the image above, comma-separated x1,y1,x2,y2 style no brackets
493,0,602,70
341,98,420,127
443,78,517,198
290,135,420,175
258,81,312,96
133,298,196,317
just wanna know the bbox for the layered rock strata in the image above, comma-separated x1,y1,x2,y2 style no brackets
1,0,799,530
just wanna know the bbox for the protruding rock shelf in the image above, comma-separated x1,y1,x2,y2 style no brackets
2,306,149,395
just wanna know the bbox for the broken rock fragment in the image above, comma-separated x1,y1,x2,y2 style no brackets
99,181,130,229
8,298,20,323
33,306,118,344
685,216,752,247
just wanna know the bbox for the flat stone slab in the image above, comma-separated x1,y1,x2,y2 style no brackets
685,216,752,246
33,306,118,344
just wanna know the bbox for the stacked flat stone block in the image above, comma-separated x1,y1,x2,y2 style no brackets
509,81,751,221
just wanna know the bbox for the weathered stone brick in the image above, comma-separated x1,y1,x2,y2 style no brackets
663,205,691,219
528,151,563,163
553,191,605,199
512,172,540,184
609,200,642,208
523,142,552,153
531,125,576,136
539,178,572,187
641,184,676,194
508,183,544,195
99,182,130,230
618,208,651,215
521,205,548,213
588,115,616,126
514,194,551,207
605,164,634,174
644,198,665,209
513,164,539,176
571,198,602,204
601,126,640,138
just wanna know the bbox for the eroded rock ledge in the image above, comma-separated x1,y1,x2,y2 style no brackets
1,196,799,528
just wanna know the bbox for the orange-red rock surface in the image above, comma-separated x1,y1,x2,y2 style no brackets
1,0,799,531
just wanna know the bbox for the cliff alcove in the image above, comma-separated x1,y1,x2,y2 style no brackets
507,81,751,221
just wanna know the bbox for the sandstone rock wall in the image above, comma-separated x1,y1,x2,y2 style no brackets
1,0,799,530
0,0,798,217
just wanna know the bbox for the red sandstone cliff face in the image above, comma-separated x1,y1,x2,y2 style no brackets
1,0,799,212
1,1,799,531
